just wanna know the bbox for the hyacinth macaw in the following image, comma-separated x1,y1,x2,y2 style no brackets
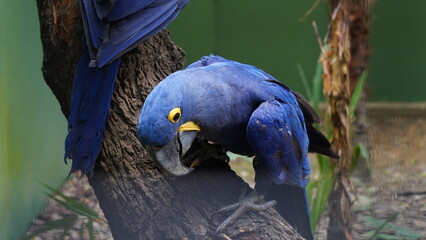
137,55,338,239
65,0,190,174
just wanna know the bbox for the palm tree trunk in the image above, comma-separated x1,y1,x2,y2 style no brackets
322,0,356,239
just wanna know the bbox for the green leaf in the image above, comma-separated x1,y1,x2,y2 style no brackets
392,224,420,239
363,214,420,239
309,171,335,231
79,219,86,240
349,71,367,118
361,230,375,237
374,233,401,240
318,154,334,174
362,231,403,240
365,214,398,240
23,216,78,240
60,223,72,240
363,216,387,228
311,57,324,112
40,182,98,218
358,143,370,161
351,144,361,170
297,63,313,101
44,191,98,219
87,218,95,240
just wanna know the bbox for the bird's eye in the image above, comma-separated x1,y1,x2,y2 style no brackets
168,107,181,123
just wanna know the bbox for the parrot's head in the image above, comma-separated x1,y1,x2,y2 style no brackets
137,74,201,176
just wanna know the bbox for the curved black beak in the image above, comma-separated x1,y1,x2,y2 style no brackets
146,130,198,176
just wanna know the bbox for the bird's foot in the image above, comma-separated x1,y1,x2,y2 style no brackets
183,139,228,168
213,192,276,234
199,140,229,163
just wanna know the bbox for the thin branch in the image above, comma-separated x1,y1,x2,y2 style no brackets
300,0,322,22
312,21,325,53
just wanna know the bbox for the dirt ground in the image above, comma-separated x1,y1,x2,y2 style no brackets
315,104,426,239
26,104,426,239
354,104,426,239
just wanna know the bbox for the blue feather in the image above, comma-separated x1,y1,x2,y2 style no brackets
246,99,310,186
80,0,189,67
66,0,189,174
97,0,153,21
65,44,120,173
138,55,330,239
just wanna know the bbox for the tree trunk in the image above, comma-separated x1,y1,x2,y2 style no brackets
35,1,304,239
322,0,357,239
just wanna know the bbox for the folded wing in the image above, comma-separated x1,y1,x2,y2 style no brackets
80,0,189,67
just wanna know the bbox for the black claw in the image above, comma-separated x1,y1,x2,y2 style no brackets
215,202,241,214
213,193,277,234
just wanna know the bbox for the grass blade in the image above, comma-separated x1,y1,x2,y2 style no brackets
351,143,371,174
349,71,367,118
297,63,313,101
367,213,398,240
317,154,331,174
23,216,78,240
309,171,335,230
311,58,323,112
374,234,401,240
79,219,86,239
87,218,95,240
43,191,98,219
40,182,98,218
390,223,420,239
60,223,72,240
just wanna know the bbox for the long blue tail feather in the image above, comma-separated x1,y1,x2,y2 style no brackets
65,43,120,174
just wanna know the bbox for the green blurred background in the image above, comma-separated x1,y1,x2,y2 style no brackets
168,0,426,102
0,1,68,239
0,0,425,239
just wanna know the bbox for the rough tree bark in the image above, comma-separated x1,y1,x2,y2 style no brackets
36,1,305,239
322,1,370,239
322,0,370,239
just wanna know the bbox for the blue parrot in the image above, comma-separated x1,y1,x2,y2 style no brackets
65,0,190,174
137,55,338,239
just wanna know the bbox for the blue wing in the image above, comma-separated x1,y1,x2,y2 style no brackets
247,99,310,187
246,99,312,239
81,0,189,67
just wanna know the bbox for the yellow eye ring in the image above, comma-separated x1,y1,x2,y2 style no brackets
168,107,181,123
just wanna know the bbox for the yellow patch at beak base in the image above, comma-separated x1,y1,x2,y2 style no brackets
178,121,201,132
